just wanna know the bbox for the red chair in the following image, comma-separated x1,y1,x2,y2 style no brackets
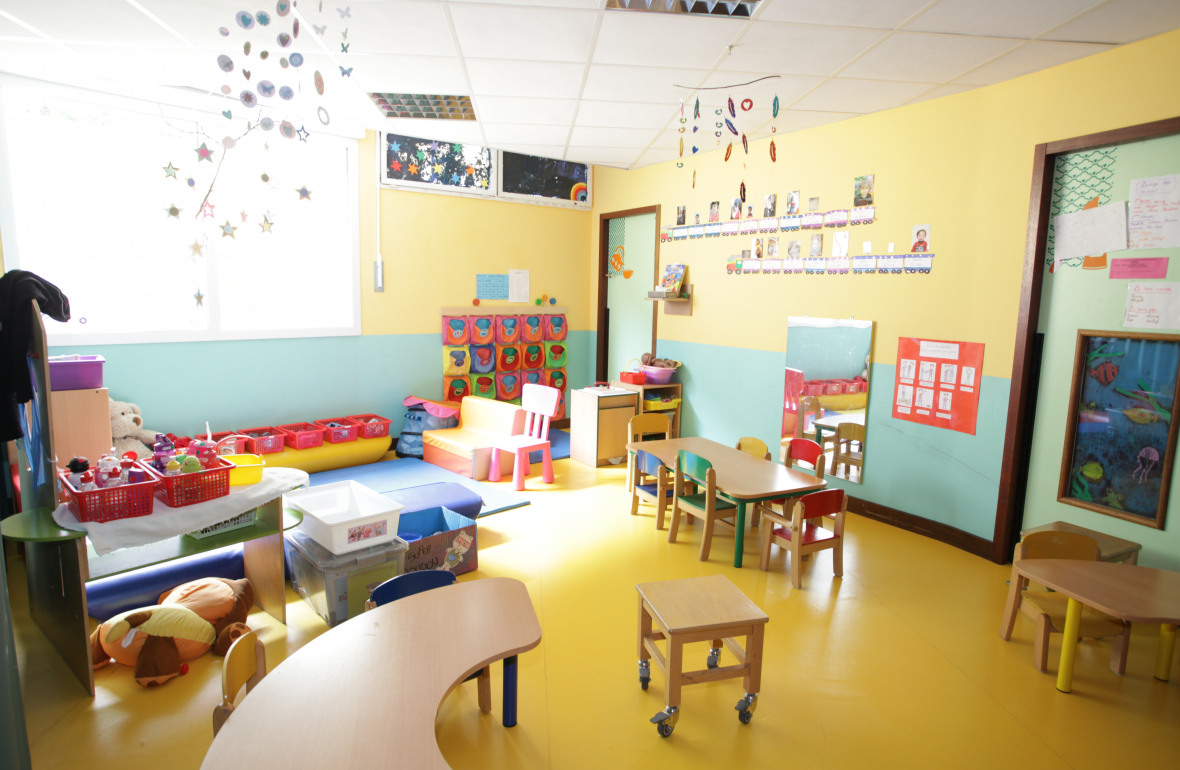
753,438,824,527
759,488,845,589
488,383,561,490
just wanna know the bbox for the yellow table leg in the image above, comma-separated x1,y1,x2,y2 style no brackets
1155,623,1177,681
1056,597,1083,693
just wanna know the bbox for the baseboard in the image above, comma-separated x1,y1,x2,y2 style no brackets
848,496,997,562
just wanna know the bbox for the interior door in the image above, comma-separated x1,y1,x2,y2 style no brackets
598,209,658,382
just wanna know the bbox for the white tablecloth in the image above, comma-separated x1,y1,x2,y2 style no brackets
52,467,309,555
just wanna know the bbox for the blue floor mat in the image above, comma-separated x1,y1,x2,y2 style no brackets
530,428,570,464
308,457,530,516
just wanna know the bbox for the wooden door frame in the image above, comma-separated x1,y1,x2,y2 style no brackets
595,205,662,382
993,115,1180,563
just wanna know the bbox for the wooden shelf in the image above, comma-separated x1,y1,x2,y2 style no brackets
611,380,682,437
645,284,692,316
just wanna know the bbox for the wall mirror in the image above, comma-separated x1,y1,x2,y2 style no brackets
781,317,873,483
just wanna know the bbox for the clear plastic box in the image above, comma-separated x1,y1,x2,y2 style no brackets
284,529,407,626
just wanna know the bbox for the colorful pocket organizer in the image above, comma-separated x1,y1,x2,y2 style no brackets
444,375,470,402
543,314,567,341
496,344,521,371
544,341,569,368
495,315,521,344
443,345,470,376
469,344,496,374
520,314,543,343
442,315,469,345
545,367,568,392
469,373,496,399
469,315,495,345
521,369,543,386
553,390,567,420
495,371,522,401
521,343,545,370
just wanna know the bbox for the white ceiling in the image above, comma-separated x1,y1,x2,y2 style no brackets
0,0,1178,169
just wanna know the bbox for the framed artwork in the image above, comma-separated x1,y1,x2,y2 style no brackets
1058,330,1180,529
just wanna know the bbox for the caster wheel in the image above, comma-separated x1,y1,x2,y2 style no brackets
657,721,674,738
638,660,650,690
706,649,720,669
640,677,650,690
738,709,753,725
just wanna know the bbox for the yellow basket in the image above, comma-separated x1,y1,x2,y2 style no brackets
222,453,265,485
644,397,681,411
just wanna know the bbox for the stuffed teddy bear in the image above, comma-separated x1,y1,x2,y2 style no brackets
109,398,162,461
90,577,255,687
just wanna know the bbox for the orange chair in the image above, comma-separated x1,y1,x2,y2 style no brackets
668,450,737,562
631,449,674,529
758,488,845,589
212,630,266,735
488,383,561,490
999,531,1131,674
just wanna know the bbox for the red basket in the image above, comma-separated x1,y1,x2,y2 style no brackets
276,422,325,450
346,414,391,440
140,457,232,508
620,371,646,385
57,470,157,523
313,417,360,444
239,427,286,454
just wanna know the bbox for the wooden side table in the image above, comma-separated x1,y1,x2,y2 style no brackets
636,574,768,737
1020,521,1142,565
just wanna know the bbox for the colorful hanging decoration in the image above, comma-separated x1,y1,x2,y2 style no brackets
741,98,753,111
772,95,780,118
694,98,700,119
741,134,748,154
724,143,733,161
770,140,777,162
739,182,746,202
727,97,735,117
725,118,738,135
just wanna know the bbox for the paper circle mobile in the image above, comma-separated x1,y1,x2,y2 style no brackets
242,69,251,80
276,1,291,16
261,172,270,182
571,182,587,202
770,140,777,162
236,11,255,29
278,85,294,100
223,136,237,148
221,84,231,94
239,90,257,107
317,106,330,125
243,41,251,55
260,116,274,130
277,32,291,47
279,57,289,68
217,55,234,72
293,19,299,37
260,50,269,59
289,52,303,67
472,298,480,306
314,71,324,94
279,121,295,138
535,299,542,306
258,80,275,98
219,27,230,36
257,10,271,25
741,98,753,111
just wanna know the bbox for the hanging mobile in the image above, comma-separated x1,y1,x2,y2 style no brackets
725,118,738,135
694,98,700,120
772,95,780,118
739,182,746,202
724,142,733,161
727,97,735,118
770,140,777,162
741,133,748,154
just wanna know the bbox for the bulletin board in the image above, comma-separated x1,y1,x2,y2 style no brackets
892,337,984,435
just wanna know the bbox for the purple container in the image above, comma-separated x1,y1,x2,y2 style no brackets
48,355,105,391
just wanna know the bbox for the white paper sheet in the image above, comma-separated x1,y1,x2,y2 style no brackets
1128,174,1180,250
508,269,530,303
1053,203,1128,264
1124,281,1180,329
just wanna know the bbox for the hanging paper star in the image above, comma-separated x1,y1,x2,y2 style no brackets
389,140,402,153
416,149,426,161
479,178,489,189
240,210,249,222
465,166,474,176
194,289,204,306
163,162,179,178
452,143,462,153
260,216,274,232
296,186,312,200
408,163,418,175
190,241,204,257
195,142,214,162
165,204,181,218
297,126,309,142
429,142,440,153
450,173,460,184
433,163,443,175
390,159,402,172
220,220,237,238
201,202,216,219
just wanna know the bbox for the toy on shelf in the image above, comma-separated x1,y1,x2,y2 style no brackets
110,398,164,461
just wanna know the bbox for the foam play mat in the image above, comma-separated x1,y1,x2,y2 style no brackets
307,457,530,516
533,428,570,464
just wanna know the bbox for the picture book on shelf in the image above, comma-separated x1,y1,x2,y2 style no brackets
660,263,687,296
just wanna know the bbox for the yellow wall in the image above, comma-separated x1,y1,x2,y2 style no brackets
358,132,593,335
591,28,1180,379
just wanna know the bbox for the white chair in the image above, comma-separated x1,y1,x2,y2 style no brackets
488,383,561,490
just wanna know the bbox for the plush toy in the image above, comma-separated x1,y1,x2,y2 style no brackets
90,578,255,687
109,398,162,460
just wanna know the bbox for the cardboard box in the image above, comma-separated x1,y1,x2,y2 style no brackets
396,506,478,576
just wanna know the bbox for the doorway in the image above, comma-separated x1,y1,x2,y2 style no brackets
596,207,660,382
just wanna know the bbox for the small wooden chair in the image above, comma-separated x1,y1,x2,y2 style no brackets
668,450,737,562
1000,531,1131,674
832,422,864,480
489,383,561,490
366,571,492,713
735,437,771,525
754,438,825,527
795,396,823,444
627,413,672,492
631,449,674,529
212,630,266,736
759,488,845,589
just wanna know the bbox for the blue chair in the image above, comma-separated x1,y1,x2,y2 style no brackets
630,449,674,529
364,572,499,722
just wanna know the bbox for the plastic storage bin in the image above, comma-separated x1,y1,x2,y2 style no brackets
284,480,404,555
346,414,392,440
47,355,105,391
239,427,286,455
276,422,325,450
140,457,233,507
284,529,407,626
57,469,156,523
641,365,676,384
314,417,360,444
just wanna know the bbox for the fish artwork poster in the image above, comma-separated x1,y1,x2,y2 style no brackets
1058,330,1180,528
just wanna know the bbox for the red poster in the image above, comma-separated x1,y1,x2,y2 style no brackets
893,338,984,435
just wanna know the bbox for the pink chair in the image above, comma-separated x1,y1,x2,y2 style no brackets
488,383,561,490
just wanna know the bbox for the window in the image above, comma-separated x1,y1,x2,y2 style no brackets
0,80,360,345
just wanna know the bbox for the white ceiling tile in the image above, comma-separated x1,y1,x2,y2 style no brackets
569,125,660,148
953,41,1113,86
495,144,570,158
774,110,862,133
581,64,705,103
723,22,889,77
592,11,745,68
352,54,471,93
1040,0,1180,43
457,0,602,7
474,96,578,124
576,100,679,129
904,0,1105,39
378,118,489,146
566,145,646,167
902,84,979,105
466,58,584,98
450,5,596,62
0,0,176,44
697,71,825,106
317,2,457,57
792,78,934,113
484,122,571,146
839,32,1021,82
756,0,934,30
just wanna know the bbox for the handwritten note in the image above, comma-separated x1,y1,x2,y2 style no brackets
1128,174,1180,249
508,269,529,303
1124,281,1180,329
1053,203,1127,263
1110,257,1169,279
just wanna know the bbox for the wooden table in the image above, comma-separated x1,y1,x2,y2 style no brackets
626,437,825,568
636,575,767,736
201,576,542,769
1019,521,1142,564
811,411,865,447
1013,560,1180,693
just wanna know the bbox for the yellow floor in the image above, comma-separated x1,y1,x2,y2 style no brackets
10,458,1180,769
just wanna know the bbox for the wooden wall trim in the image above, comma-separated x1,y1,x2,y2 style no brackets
850,497,994,560
595,205,660,382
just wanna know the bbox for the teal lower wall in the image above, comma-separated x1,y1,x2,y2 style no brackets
657,339,1008,541
50,331,593,439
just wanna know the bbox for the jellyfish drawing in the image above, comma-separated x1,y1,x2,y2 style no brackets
1133,446,1159,484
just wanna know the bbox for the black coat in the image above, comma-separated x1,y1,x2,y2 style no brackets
0,270,71,440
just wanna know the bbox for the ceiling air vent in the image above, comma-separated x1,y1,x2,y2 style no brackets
606,0,761,18
368,93,476,120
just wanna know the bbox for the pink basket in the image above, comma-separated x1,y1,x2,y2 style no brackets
641,365,675,384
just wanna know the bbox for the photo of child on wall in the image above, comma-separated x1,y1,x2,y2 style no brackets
912,224,930,252
764,193,776,218
854,174,874,207
709,200,720,222
676,206,686,225
787,240,801,259
730,198,742,219
786,190,800,215
810,233,824,256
